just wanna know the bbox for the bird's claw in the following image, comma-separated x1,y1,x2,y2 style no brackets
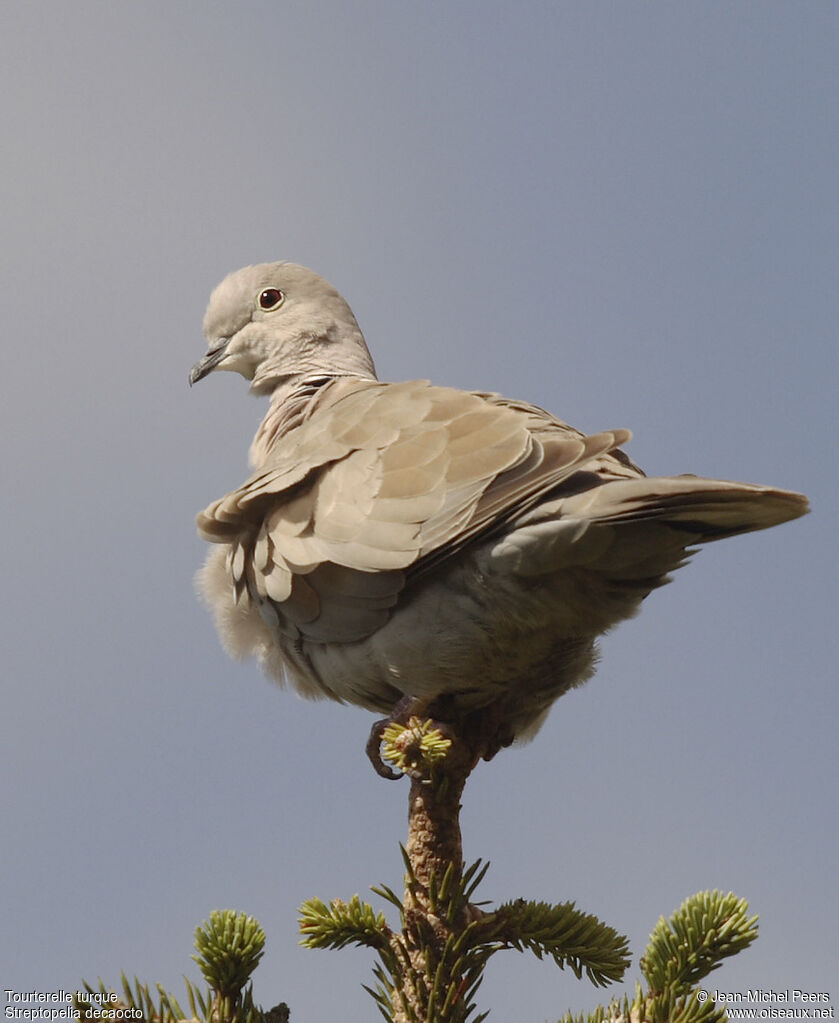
366,717,403,780
366,695,431,780
366,696,514,778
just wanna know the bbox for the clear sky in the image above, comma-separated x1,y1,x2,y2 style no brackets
1,1,835,1018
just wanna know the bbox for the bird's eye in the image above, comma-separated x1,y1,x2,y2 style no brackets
258,288,284,310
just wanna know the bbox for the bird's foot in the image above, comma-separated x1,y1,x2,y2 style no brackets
367,696,515,779
461,706,515,763
366,695,433,780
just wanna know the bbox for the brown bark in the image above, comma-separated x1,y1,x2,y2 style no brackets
390,731,480,1023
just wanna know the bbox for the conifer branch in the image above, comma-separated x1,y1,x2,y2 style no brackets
466,897,631,986
641,890,758,992
299,894,394,957
78,722,761,1023
192,910,265,1000
381,717,453,777
76,911,287,1023
556,891,759,1023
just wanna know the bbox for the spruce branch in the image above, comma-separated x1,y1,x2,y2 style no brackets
467,897,631,987
192,910,265,1000
298,715,761,1022
77,911,287,1023
641,890,758,993
75,975,191,1023
302,852,631,1023
79,715,760,1023
555,891,758,1023
381,716,453,776
299,894,394,954
301,713,636,1021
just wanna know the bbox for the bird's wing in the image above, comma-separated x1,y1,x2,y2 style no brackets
196,378,635,642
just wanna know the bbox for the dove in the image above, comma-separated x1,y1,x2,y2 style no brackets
191,262,808,776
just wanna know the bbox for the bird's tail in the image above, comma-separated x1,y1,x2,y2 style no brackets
565,474,809,541
495,476,808,584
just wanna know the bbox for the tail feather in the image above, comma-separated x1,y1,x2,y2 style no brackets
564,475,809,541
493,477,808,584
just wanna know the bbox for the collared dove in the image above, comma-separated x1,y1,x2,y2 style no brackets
191,262,808,774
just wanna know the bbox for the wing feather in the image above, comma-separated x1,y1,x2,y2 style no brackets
197,378,636,643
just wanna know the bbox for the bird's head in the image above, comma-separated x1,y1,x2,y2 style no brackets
190,262,377,395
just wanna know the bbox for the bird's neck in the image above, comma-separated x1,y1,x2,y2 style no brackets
249,322,377,397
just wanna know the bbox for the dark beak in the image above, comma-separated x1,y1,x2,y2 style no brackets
189,337,230,386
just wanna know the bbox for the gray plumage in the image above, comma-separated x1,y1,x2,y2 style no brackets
191,262,809,742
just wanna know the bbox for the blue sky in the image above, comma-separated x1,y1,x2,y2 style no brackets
1,2,835,1018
